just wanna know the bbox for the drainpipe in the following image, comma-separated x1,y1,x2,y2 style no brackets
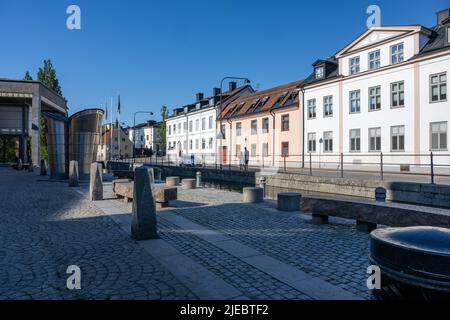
300,87,305,168
270,108,276,166
227,119,232,169
185,112,189,160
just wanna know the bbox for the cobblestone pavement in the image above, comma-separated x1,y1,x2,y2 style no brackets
0,168,195,300
170,188,374,300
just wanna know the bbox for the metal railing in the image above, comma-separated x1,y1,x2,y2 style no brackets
110,151,450,184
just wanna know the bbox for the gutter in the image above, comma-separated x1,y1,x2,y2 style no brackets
300,87,305,168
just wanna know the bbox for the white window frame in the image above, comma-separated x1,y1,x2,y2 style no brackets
349,56,360,74
307,99,316,119
368,86,381,111
391,81,405,108
323,131,333,153
349,90,361,114
368,50,380,70
430,72,447,103
323,96,333,117
369,127,381,152
308,132,316,153
391,43,404,64
430,121,447,151
315,66,324,79
349,129,361,152
391,125,405,152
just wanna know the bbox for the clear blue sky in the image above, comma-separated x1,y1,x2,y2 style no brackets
0,0,447,124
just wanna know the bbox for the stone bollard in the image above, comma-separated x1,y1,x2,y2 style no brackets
259,177,266,198
196,171,202,188
28,160,34,172
131,167,158,240
89,162,103,201
277,192,301,212
243,187,264,203
166,176,180,187
69,160,79,187
40,159,47,176
17,158,23,171
375,187,386,202
182,179,196,190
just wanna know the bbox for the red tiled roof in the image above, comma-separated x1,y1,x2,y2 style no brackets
219,80,303,119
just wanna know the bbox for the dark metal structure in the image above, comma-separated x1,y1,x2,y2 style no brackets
43,112,69,180
370,226,450,296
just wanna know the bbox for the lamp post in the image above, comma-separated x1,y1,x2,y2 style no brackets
133,111,154,160
218,77,251,169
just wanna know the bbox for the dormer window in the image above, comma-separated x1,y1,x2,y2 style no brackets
315,66,324,79
447,26,450,44
349,56,360,74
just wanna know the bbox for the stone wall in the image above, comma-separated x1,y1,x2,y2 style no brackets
151,165,450,209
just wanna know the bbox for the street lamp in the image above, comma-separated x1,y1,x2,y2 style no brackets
133,111,154,160
218,77,251,169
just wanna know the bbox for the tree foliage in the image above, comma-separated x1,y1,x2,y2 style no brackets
159,105,168,153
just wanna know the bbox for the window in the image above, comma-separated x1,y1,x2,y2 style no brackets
281,114,289,131
209,137,213,149
323,96,333,117
146,135,149,141
251,144,257,157
391,43,404,64
323,131,333,152
168,126,171,135
202,138,206,150
189,139,193,150
262,118,269,133
391,81,405,108
350,90,361,113
308,133,316,152
236,144,241,157
209,116,213,129
251,120,257,135
183,140,187,150
189,121,193,132
369,127,381,151
195,119,199,131
202,118,206,131
315,67,324,79
236,122,242,136
349,56,360,74
281,142,289,157
368,86,381,111
262,143,269,157
369,50,380,70
430,72,447,102
221,124,226,139
307,99,316,119
195,139,199,150
391,126,405,151
430,122,447,150
183,122,187,132
178,123,181,132
349,129,361,152
173,124,176,134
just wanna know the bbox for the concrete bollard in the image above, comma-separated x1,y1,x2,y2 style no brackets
153,167,162,181
69,160,79,187
131,167,158,240
259,177,266,198
28,160,34,172
17,158,23,171
243,187,264,203
166,176,180,187
277,192,301,212
375,187,386,202
40,159,47,176
182,179,196,190
196,171,202,188
89,162,103,201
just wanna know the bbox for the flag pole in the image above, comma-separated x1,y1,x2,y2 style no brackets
110,96,114,160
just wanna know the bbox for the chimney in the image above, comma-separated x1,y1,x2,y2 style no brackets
196,92,204,101
437,8,450,25
213,87,221,96
229,81,237,91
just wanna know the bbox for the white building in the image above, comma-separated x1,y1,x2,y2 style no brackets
166,82,254,165
128,121,162,156
302,8,450,173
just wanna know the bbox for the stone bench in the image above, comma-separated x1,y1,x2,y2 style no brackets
112,179,132,193
301,195,450,232
114,182,177,208
166,176,180,187
182,179,196,189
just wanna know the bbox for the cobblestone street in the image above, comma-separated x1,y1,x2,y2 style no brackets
0,167,372,300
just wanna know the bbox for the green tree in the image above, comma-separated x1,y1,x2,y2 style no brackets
159,105,168,154
37,59,62,96
23,71,33,81
36,59,64,159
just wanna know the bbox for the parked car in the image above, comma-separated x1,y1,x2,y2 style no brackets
178,154,203,167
